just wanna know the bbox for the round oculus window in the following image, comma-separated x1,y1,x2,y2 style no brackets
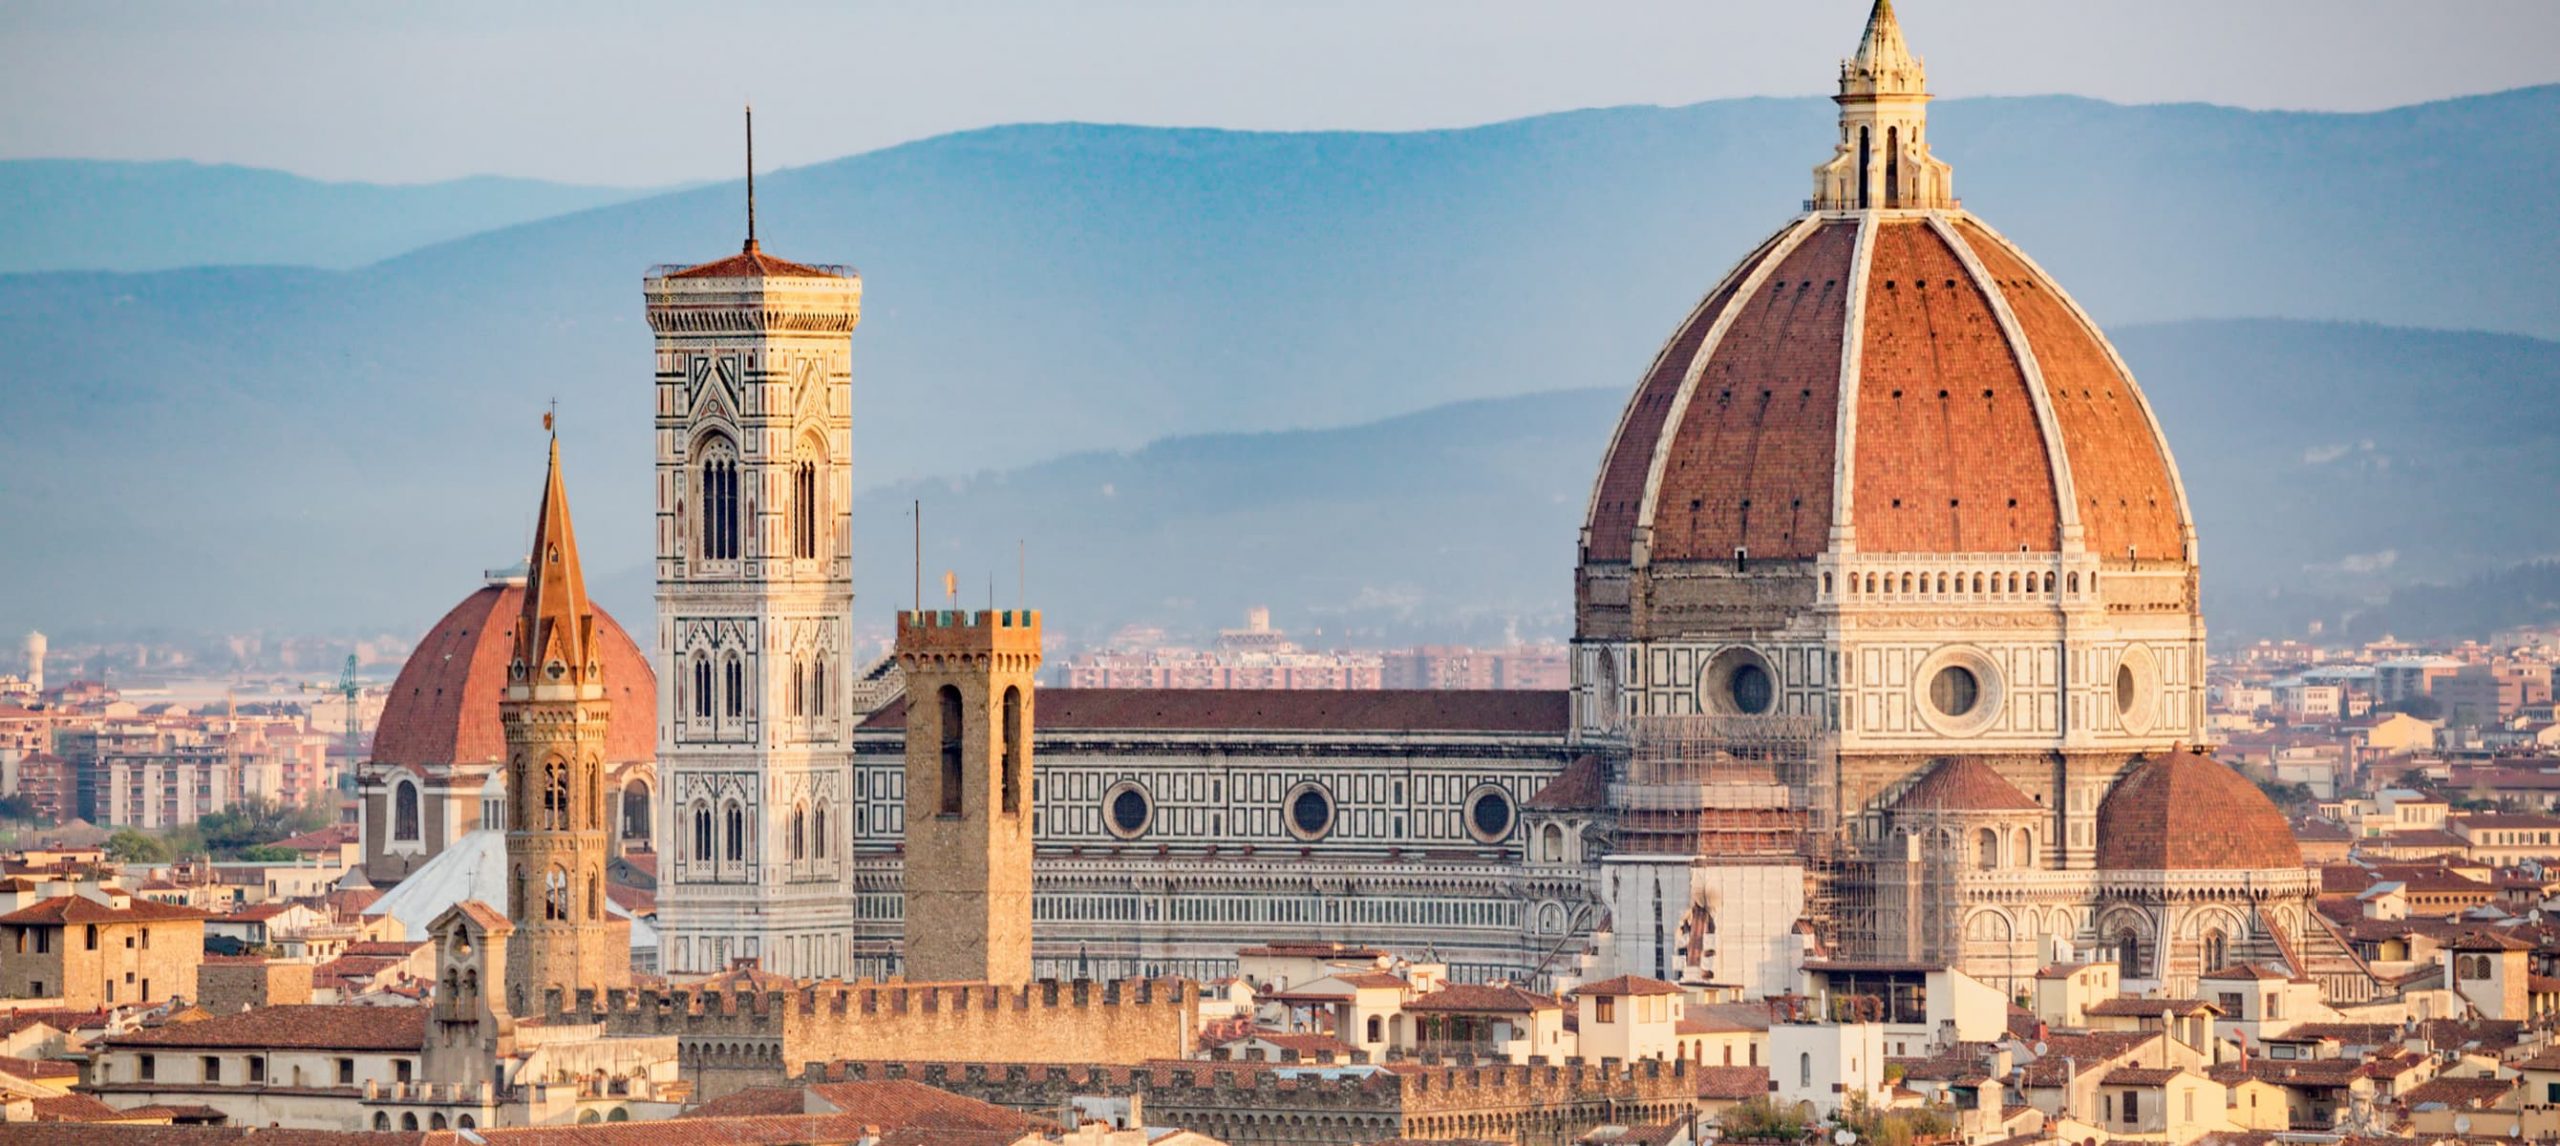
1930,665,1981,717
1287,784,1335,840
2116,663,2138,715
1106,784,1152,839
1730,662,1774,715
1703,648,1778,716
1467,787,1515,843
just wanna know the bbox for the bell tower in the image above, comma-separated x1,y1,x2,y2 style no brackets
501,435,626,1010
895,608,1042,984
647,109,863,978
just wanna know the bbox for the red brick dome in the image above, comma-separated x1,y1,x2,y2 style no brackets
2095,750,2300,871
1892,757,2042,814
372,576,656,771
1583,212,2192,567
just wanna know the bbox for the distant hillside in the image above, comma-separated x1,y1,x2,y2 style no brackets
4,89,2559,636
609,320,2560,648
0,160,657,272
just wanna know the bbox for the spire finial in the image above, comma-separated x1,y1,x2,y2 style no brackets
744,103,758,252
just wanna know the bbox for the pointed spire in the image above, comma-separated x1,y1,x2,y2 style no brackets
1842,0,1923,96
515,430,596,687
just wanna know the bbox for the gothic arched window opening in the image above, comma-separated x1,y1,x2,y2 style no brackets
725,803,745,863
542,760,569,831
1001,686,1023,814
543,867,568,921
393,779,421,842
790,458,818,560
699,436,740,561
724,656,745,720
692,803,713,863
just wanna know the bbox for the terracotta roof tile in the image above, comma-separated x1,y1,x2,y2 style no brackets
1570,975,1685,997
373,583,654,770
1892,758,2042,814
1404,983,1559,1014
2096,750,2301,871
664,241,847,281
1524,754,1610,811
0,895,208,925
104,1004,424,1051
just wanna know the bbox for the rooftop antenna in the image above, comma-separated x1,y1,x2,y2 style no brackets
912,499,922,616
744,103,758,250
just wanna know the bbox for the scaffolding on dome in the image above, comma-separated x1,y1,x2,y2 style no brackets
1611,713,1856,951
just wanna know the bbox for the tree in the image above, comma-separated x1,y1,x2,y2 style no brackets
1719,1096,1812,1142
105,828,169,864
0,796,35,822
196,795,329,859
237,844,301,863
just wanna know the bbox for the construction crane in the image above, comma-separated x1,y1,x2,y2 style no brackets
333,654,361,763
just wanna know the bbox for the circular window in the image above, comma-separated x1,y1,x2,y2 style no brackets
1912,646,2005,737
1702,648,1778,716
1930,666,1980,717
1466,786,1515,843
2116,645,2158,734
1103,782,1152,839
1286,783,1335,841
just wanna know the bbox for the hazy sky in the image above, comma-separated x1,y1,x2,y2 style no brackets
6,0,2556,186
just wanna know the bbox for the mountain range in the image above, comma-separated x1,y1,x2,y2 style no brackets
5,87,2559,643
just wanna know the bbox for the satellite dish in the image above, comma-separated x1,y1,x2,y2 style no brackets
2034,1041,2049,1056
2455,1116,2473,1135
1836,1131,1857,1146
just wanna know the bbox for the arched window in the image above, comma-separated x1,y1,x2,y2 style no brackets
692,803,713,862
691,654,713,720
790,457,819,560
813,801,829,860
811,658,827,717
938,685,965,816
458,1116,476,1131
725,803,745,863
1885,125,1901,208
723,655,745,719
2013,828,2032,869
621,780,649,842
544,867,568,921
375,1114,391,1131
1001,686,1023,815
2116,928,2143,979
2204,928,2228,972
1977,828,1999,870
2044,571,2056,592
790,659,806,718
698,435,740,561
588,874,600,920
402,1114,419,1132
1856,126,1871,210
392,779,420,842
542,760,569,831
2068,572,2081,594
432,1113,448,1130
1540,823,1565,864
1800,1051,1814,1089
790,804,807,861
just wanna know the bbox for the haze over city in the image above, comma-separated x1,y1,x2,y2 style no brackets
4,10,2560,1145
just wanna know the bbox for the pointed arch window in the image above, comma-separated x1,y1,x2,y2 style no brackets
790,803,807,862
691,654,712,720
812,801,829,860
543,867,568,921
1886,125,1901,208
698,435,740,561
811,658,827,718
2204,928,2228,972
725,802,745,863
588,874,600,920
724,655,745,719
541,760,570,831
692,802,713,863
1857,125,1872,210
790,658,806,718
790,455,819,560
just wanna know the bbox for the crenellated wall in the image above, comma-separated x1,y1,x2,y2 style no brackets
804,1056,1699,1146
540,978,1197,1099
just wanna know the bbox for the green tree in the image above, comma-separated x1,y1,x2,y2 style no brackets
196,795,329,859
105,828,169,864
1718,1096,1813,1142
237,844,301,863
0,796,36,822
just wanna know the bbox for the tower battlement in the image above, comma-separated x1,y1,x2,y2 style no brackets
897,610,1044,660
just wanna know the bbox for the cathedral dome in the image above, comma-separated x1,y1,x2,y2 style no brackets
2094,749,2300,871
1580,4,2191,572
372,573,656,772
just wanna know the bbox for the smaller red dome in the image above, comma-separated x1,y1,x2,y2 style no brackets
372,579,656,771
1892,757,2042,814
2096,750,2300,871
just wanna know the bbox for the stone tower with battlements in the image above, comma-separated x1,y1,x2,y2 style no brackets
646,204,863,979
501,437,628,1009
896,608,1042,984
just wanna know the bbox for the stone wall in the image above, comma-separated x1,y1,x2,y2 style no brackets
199,959,313,1014
547,978,1197,1100
804,1056,1697,1146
